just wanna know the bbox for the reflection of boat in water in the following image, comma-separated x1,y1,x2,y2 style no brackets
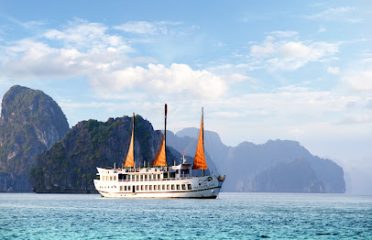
93,104,225,198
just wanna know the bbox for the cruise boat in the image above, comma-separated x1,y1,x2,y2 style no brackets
93,104,225,198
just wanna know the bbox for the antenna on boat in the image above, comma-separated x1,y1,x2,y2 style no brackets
133,112,135,169
164,103,167,165
201,107,204,177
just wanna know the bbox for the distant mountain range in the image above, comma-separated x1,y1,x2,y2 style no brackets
168,128,345,193
0,85,345,193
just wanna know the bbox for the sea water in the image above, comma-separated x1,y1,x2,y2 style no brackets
0,193,371,239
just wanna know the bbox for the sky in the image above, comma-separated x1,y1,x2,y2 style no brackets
0,0,371,193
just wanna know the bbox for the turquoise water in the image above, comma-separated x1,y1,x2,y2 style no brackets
0,193,371,239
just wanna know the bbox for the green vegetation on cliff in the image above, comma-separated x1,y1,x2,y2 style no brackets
31,116,181,193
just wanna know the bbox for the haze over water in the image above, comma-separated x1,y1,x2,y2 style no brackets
1,193,371,239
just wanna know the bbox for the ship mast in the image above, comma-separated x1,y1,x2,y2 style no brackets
152,104,168,167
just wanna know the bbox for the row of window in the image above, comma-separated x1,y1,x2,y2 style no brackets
117,184,192,192
101,174,163,182
101,175,117,181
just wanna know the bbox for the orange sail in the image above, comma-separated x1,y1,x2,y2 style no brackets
153,104,168,167
193,108,208,170
153,136,167,167
123,114,135,168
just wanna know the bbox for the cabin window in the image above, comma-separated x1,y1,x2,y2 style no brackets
154,185,157,190
157,174,161,180
182,184,186,190
149,185,152,191
167,185,170,190
145,175,147,181
141,185,144,191
120,186,123,191
118,174,126,181
162,185,165,190
163,173,168,179
169,172,176,179
136,186,139,191
128,186,131,191
188,184,192,190
113,176,117,181
140,175,143,181
176,185,180,190
110,176,113,181
145,185,148,191
171,185,175,190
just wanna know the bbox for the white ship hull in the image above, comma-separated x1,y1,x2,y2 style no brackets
95,184,221,199
93,167,224,199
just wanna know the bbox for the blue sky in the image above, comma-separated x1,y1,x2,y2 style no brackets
1,0,372,192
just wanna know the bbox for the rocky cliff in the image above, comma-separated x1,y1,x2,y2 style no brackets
31,116,182,193
0,85,69,192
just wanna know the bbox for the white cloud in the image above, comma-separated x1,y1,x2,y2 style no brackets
269,31,298,38
0,20,227,100
318,26,327,33
0,20,137,79
4,17,46,30
327,66,340,75
206,64,256,83
44,20,129,50
92,63,227,100
114,21,182,35
344,70,372,92
250,33,338,71
306,6,362,23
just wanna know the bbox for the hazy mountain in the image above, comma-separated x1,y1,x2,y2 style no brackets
169,128,345,193
0,85,69,192
31,116,182,193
